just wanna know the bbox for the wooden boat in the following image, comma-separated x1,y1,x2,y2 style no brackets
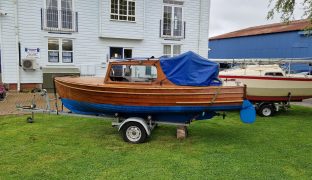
219,64,312,101
55,52,255,124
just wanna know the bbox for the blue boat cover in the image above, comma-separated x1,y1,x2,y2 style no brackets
160,51,221,86
240,100,256,124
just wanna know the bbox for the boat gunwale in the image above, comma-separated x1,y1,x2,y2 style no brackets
55,81,244,96
54,78,243,90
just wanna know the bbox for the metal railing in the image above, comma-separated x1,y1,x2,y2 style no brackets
160,20,185,39
41,8,78,32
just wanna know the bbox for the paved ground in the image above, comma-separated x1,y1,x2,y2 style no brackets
292,98,312,107
0,92,62,116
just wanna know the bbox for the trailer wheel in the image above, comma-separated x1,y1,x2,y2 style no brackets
121,122,147,144
27,117,34,123
258,104,275,117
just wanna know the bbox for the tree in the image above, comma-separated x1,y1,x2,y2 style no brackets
267,0,312,26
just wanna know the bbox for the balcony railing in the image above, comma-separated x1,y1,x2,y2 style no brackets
160,20,185,39
41,8,78,32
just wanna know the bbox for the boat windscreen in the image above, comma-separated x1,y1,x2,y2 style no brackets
109,65,157,83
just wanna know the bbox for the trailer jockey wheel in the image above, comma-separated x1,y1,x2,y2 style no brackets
26,117,34,123
121,122,147,144
258,104,275,117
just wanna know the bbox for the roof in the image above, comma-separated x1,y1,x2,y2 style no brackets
210,19,312,40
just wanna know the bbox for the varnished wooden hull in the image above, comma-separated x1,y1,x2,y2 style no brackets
55,76,247,123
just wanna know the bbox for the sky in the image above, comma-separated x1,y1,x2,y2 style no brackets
209,0,305,37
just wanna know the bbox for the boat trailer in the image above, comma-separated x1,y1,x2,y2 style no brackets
254,92,292,117
16,89,194,143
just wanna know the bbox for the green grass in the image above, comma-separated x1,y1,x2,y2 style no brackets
1,106,312,179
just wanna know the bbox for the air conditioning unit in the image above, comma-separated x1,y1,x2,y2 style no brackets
22,58,36,70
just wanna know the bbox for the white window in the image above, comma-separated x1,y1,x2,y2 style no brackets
111,0,136,22
162,1,183,37
48,38,73,63
45,0,76,31
163,44,181,57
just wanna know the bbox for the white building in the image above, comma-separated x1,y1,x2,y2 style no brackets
0,0,210,91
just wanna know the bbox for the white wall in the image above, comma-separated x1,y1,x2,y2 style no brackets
0,0,210,85
0,0,19,84
18,0,45,83
0,2,2,81
100,0,144,39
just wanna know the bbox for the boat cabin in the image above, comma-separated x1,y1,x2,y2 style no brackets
220,64,287,77
104,52,222,87
104,59,172,85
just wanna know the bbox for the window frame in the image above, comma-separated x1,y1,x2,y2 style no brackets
47,38,74,65
110,0,136,22
108,64,158,84
44,0,76,31
109,47,133,59
163,44,181,57
161,3,184,38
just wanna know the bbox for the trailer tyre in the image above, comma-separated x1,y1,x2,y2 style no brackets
121,122,147,144
258,104,275,117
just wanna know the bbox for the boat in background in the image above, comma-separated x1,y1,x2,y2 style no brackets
280,62,312,74
219,64,312,117
219,64,312,102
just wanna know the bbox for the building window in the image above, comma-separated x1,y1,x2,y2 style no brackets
111,0,136,22
46,0,59,28
48,38,73,63
162,1,183,37
45,0,77,32
163,44,181,57
110,47,133,59
61,0,73,29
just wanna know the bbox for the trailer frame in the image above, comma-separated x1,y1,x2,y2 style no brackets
16,89,190,143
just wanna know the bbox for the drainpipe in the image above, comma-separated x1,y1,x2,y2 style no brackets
14,0,20,91
0,13,2,78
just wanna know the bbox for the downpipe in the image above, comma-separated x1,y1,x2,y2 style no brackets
15,0,20,91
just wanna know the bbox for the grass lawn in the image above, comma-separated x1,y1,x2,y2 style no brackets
1,106,312,179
